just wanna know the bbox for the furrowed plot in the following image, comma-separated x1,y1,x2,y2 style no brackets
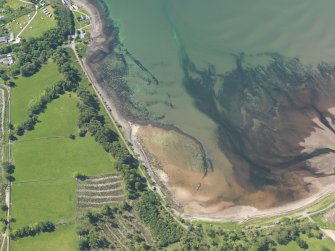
76,174,125,211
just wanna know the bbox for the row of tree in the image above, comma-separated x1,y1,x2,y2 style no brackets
15,48,81,136
76,85,146,199
78,203,150,251
180,218,324,251
11,221,55,240
136,191,183,247
2,161,15,182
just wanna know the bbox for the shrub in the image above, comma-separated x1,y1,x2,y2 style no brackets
11,221,55,240
2,161,15,174
296,238,308,249
74,172,87,180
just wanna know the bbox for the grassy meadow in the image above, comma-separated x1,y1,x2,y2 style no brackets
21,6,57,39
11,59,118,249
6,12,34,35
11,224,78,251
11,93,117,219
277,235,335,251
11,61,62,125
5,0,31,10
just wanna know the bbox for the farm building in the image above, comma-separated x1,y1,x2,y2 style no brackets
61,0,72,7
0,36,8,44
0,54,14,66
78,15,90,24
0,33,15,44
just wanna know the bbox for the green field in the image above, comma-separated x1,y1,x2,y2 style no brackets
11,93,117,225
277,235,335,251
11,61,62,125
11,224,78,251
11,178,76,227
5,0,31,10
21,7,57,38
6,11,34,35
11,61,119,249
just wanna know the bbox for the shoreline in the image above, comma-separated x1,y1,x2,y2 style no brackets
74,0,335,223
72,0,173,208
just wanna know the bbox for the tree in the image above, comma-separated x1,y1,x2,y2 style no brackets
322,247,331,251
15,125,24,136
69,134,76,140
1,73,9,84
73,172,87,180
2,161,15,174
79,238,90,251
0,204,8,212
20,63,37,77
6,175,15,182
296,238,308,249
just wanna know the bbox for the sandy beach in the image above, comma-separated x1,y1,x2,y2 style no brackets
74,0,335,223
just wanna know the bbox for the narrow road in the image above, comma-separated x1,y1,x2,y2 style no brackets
0,85,11,251
5,86,10,251
322,229,335,243
16,5,38,40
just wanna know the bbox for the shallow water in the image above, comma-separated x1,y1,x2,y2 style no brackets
97,0,335,208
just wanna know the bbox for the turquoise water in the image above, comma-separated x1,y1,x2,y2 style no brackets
97,0,335,203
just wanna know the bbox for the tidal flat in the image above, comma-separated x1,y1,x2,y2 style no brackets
88,0,335,215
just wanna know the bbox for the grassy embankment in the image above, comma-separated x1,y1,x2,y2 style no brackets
10,54,118,250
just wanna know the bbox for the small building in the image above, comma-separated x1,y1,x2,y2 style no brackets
78,15,90,24
0,33,15,44
0,54,14,66
9,33,14,42
61,0,72,7
0,36,8,44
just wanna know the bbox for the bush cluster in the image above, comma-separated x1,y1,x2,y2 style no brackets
136,191,183,246
76,87,146,199
11,221,55,240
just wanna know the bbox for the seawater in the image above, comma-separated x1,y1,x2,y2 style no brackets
98,0,335,200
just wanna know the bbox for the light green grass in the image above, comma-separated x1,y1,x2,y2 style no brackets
13,95,117,182
11,178,76,228
11,61,62,125
12,94,117,230
22,94,79,140
311,212,335,230
5,0,31,10
73,10,90,30
197,220,242,231
13,135,116,181
21,6,57,38
11,224,78,251
277,235,335,251
6,11,34,34
307,193,335,213
73,11,84,30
